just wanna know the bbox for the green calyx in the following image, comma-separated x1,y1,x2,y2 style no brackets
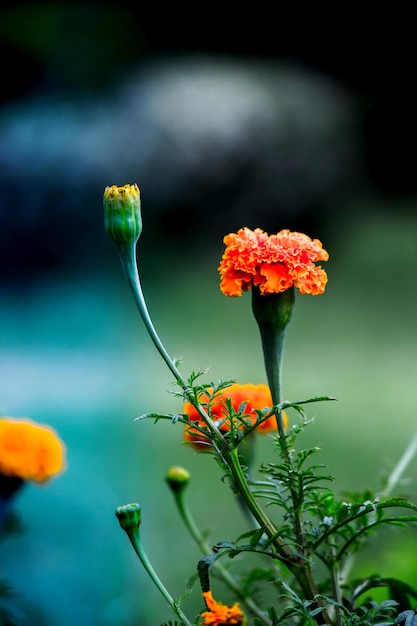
251,285,295,332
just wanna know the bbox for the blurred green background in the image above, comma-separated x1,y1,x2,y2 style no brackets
0,3,416,625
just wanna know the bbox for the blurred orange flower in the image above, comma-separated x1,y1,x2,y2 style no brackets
183,383,287,448
219,227,329,297
0,418,66,483
201,590,246,625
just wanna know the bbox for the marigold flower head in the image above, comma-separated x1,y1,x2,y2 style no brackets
201,591,246,625
0,418,66,483
219,227,329,297
183,383,287,448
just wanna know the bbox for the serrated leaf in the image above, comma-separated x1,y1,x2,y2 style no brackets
134,412,188,424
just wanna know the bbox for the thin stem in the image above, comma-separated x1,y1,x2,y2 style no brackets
252,290,332,625
173,489,272,626
124,525,193,626
227,447,333,626
381,429,417,498
228,448,290,554
119,243,186,385
118,243,228,453
329,556,343,626
340,430,417,586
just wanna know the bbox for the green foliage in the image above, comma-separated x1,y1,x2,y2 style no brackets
113,209,417,625
394,607,417,625
135,381,417,624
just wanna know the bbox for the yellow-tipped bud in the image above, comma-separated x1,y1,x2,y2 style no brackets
104,184,142,246
115,502,141,530
165,465,190,494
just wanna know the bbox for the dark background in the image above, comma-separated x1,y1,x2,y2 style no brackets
2,3,415,192
0,2,416,281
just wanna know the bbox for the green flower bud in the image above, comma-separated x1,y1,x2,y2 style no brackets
104,184,142,246
115,502,141,530
165,466,190,494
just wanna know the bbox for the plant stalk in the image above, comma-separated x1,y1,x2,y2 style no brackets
118,242,229,454
124,524,193,626
173,487,273,626
252,288,333,625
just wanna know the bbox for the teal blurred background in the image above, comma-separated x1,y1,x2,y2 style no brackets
1,3,416,625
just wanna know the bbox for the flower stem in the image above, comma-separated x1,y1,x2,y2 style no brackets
119,243,185,384
257,323,288,443
172,487,273,626
339,429,417,588
381,429,417,498
228,448,333,624
251,287,293,447
251,287,333,625
117,242,228,452
123,523,193,626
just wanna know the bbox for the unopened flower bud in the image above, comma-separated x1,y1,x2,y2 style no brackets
115,502,141,530
104,184,142,246
165,466,190,494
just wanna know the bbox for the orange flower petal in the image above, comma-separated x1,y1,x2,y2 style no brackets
219,228,328,297
201,591,245,625
0,418,66,483
183,383,287,448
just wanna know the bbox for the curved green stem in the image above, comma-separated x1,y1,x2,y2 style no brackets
119,243,186,384
228,448,289,553
329,551,343,626
340,432,417,586
118,243,228,453
124,524,193,626
173,488,272,626
228,448,334,625
381,430,417,498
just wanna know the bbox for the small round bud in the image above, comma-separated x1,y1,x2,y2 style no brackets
165,466,190,494
115,502,141,530
104,184,142,246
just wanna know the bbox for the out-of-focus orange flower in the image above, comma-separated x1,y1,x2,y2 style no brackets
219,227,329,297
183,383,287,448
0,418,66,483
201,591,246,625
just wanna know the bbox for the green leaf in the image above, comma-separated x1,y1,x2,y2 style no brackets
249,528,266,547
280,395,337,409
134,412,188,424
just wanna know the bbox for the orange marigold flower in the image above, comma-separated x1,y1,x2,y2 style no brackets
219,227,329,297
201,591,246,625
0,418,66,483
183,383,287,448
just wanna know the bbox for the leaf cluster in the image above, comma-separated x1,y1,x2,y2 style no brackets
135,372,417,625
